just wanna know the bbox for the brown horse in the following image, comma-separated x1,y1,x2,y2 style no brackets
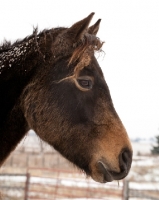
0,13,132,183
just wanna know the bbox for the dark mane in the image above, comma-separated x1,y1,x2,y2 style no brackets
0,30,39,53
0,27,64,54
0,41,12,53
0,27,67,75
0,26,103,66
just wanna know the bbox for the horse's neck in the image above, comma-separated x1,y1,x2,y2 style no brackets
0,30,52,166
0,34,40,116
0,30,54,114
0,28,68,166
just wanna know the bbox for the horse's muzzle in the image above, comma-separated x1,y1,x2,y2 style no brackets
95,149,132,183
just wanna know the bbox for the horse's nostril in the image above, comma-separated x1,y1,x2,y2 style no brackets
119,149,132,173
106,149,132,181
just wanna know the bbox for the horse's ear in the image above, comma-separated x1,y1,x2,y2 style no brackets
67,12,94,41
88,19,101,35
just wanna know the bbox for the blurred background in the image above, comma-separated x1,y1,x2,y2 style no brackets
0,0,159,199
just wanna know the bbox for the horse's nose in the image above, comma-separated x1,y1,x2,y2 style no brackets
96,149,132,182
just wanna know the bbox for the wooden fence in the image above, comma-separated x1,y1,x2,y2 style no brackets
0,168,124,200
0,169,158,200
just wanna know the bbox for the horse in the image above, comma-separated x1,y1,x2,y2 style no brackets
0,13,132,183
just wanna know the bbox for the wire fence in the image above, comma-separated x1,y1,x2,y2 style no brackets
0,169,159,200
0,168,124,200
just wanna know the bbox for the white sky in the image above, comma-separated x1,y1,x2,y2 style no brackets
1,0,159,139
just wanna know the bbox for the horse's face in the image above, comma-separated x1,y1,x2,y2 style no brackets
23,13,132,183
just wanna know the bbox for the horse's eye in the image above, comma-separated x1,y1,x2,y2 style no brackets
77,77,93,89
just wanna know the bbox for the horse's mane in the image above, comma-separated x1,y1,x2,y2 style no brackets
0,27,104,80
0,31,38,54
0,26,103,55
0,41,12,53
0,27,64,54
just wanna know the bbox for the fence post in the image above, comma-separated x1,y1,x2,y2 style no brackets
123,179,129,200
24,173,30,200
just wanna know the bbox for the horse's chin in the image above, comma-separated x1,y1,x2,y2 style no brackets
90,170,114,183
76,164,114,183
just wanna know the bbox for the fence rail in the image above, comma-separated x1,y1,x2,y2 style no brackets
0,168,123,200
0,173,30,200
0,169,159,200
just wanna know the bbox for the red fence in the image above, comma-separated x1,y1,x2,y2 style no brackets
0,168,124,200
1,168,159,200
